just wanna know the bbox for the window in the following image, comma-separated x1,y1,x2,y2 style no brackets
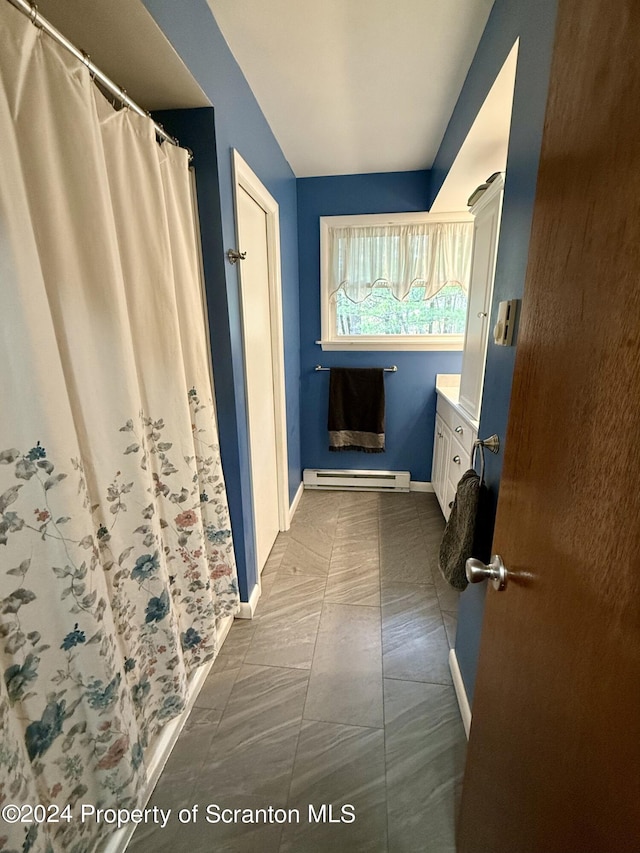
319,212,474,350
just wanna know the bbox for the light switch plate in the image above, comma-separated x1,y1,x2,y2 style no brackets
493,299,518,346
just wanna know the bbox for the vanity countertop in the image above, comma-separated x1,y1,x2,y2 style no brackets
435,373,479,429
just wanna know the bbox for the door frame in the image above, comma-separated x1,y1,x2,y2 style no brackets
231,149,291,559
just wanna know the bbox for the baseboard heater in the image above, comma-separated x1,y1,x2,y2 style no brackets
303,468,410,492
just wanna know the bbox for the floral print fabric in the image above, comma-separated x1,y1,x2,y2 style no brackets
0,7,239,851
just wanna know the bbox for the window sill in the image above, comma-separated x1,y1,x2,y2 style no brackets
317,337,464,352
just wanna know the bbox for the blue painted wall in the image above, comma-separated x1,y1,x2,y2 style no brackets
142,0,301,601
143,1,558,659
297,171,463,482
430,0,559,702
152,107,252,603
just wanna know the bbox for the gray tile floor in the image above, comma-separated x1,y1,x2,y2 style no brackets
129,490,466,853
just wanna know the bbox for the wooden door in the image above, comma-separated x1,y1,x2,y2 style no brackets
236,183,280,573
458,2,640,851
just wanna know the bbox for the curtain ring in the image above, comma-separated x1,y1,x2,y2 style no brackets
29,3,38,24
81,51,94,78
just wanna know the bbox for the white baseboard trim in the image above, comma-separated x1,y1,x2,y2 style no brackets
289,480,304,521
236,580,261,619
449,648,472,739
240,484,303,622
410,481,434,492
103,612,235,853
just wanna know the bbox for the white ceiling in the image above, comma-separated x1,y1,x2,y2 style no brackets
33,0,210,110
207,0,495,177
26,0,513,204
431,41,518,211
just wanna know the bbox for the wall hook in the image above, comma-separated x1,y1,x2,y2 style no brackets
227,249,247,264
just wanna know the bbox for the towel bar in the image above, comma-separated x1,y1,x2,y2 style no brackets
315,365,397,372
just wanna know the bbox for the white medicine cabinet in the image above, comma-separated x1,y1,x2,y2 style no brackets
431,173,504,517
458,173,504,420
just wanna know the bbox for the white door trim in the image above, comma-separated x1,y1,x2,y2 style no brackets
231,150,290,548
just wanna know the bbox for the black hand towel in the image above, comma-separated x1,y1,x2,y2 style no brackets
328,367,385,453
438,468,486,590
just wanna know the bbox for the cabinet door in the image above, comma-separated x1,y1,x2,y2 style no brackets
447,433,468,492
432,414,450,512
459,181,504,419
443,478,457,521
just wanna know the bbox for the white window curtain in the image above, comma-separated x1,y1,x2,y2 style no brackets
0,6,238,851
329,220,474,303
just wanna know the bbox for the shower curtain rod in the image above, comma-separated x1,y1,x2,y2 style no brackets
6,0,181,149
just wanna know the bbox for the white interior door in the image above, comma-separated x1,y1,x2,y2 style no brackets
236,183,281,573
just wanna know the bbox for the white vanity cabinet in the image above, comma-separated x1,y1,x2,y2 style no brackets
431,175,504,520
458,174,504,420
432,381,478,520
432,413,450,506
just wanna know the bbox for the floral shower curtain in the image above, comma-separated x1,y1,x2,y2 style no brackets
0,5,239,852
